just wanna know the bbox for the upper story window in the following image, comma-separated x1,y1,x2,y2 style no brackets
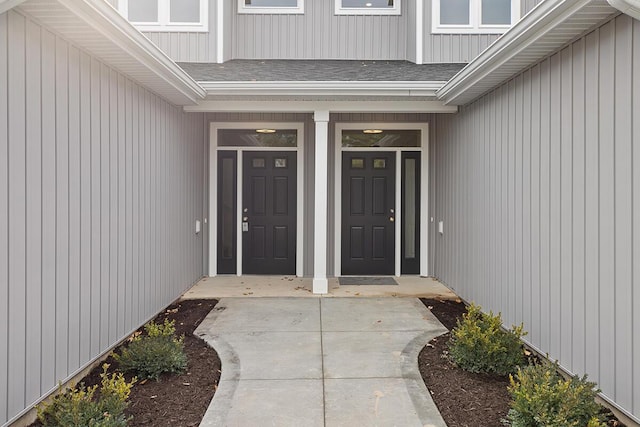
335,0,401,15
118,0,208,32
432,0,519,34
238,0,305,14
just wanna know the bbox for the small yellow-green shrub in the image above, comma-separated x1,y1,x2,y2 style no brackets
114,319,187,380
448,303,526,375
37,364,136,427
506,361,605,427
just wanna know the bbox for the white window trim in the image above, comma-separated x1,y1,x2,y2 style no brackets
118,0,208,32
432,0,520,34
238,0,305,14
334,0,401,16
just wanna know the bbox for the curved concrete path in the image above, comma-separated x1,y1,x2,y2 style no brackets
195,297,448,427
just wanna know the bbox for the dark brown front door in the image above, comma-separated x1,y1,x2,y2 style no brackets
242,151,296,274
341,152,396,275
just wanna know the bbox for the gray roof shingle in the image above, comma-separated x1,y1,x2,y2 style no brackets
177,60,466,82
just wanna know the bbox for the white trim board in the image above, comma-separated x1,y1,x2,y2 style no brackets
209,122,305,278
334,123,429,278
186,100,457,113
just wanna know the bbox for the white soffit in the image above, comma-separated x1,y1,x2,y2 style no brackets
437,0,617,106
16,0,206,105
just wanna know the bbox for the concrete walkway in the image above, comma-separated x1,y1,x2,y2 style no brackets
195,297,448,427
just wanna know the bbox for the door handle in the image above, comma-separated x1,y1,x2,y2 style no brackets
389,217,395,222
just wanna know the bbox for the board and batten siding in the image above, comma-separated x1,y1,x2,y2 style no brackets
431,14,640,422
0,10,206,425
104,0,217,62
142,0,218,63
232,0,409,60
422,0,544,63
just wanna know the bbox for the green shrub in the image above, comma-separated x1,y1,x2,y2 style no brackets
37,364,135,427
114,319,187,380
448,303,526,375
506,361,605,427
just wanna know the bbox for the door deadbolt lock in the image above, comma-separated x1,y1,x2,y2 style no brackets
243,216,248,221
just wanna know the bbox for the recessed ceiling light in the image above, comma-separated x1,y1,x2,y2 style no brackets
256,129,276,134
363,129,383,134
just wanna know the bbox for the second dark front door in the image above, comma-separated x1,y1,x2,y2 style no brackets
342,152,396,275
242,151,296,274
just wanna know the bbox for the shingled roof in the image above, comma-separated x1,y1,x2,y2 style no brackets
177,60,466,82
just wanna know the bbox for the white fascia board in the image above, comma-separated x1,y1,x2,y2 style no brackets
54,0,206,104
437,0,603,105
184,99,458,113
0,0,26,14
608,0,640,19
199,81,445,97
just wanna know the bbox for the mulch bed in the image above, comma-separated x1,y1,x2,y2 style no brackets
419,298,626,427
419,298,512,427
31,299,221,427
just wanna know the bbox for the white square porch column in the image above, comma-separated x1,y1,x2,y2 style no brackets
313,111,330,294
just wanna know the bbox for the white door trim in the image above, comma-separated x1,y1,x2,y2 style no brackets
334,123,429,277
209,122,305,277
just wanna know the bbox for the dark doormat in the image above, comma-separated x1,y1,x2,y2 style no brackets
338,277,398,286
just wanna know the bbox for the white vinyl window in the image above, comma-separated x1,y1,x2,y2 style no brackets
335,0,401,15
238,0,305,14
432,0,519,34
119,0,208,32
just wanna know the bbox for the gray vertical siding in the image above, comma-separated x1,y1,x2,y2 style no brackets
142,2,217,62
0,10,206,425
422,0,545,63
431,14,640,421
232,0,408,60
112,0,546,64
406,0,417,63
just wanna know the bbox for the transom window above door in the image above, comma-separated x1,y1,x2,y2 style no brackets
432,0,520,34
342,130,420,147
335,0,401,15
118,0,208,32
238,0,305,14
218,129,298,147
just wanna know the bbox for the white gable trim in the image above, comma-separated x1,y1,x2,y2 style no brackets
437,0,617,105
607,0,640,19
16,0,205,105
0,0,26,14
